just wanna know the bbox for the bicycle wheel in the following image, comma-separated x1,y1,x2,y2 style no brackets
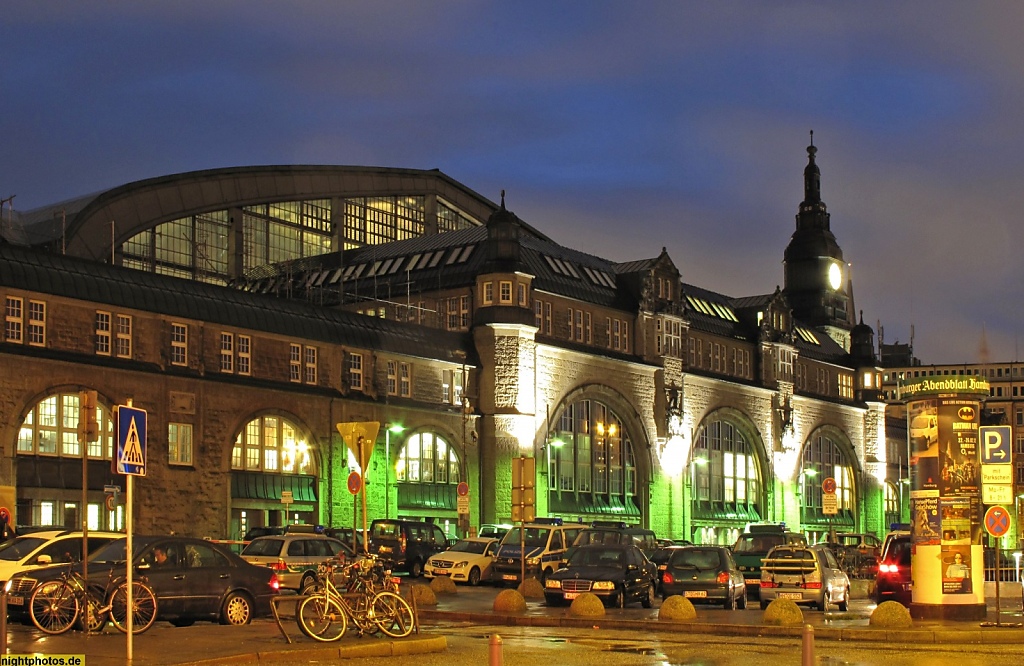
371,591,415,638
109,581,158,634
29,580,80,635
297,594,347,642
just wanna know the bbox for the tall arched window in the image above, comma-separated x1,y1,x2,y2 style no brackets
547,399,639,517
801,432,855,527
884,481,901,528
396,432,460,483
231,415,316,475
691,418,762,527
17,392,114,459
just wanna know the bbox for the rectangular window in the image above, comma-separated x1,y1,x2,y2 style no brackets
168,423,193,465
290,344,301,382
575,310,583,342
459,295,470,328
400,362,411,397
220,333,234,372
534,300,543,330
170,323,187,366
348,352,363,390
387,360,398,396
115,314,132,358
4,296,23,343
482,282,494,305
304,346,317,384
499,281,513,304
447,297,459,330
543,303,552,335
518,283,528,307
237,335,251,375
27,300,45,346
96,311,112,355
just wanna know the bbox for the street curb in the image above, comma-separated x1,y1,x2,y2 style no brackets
419,609,1024,644
178,635,448,664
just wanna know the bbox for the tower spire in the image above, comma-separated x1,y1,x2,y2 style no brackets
803,130,821,204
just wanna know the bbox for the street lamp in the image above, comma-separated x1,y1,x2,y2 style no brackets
384,423,404,520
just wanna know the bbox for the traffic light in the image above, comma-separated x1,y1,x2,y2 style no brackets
78,390,99,443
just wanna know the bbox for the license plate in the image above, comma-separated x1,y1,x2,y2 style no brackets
779,592,802,600
435,569,449,575
564,592,580,600
684,590,707,598
502,574,518,581
7,596,22,606
902,583,912,591
379,546,392,553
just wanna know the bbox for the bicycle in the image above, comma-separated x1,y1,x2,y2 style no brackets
28,565,158,635
296,556,415,641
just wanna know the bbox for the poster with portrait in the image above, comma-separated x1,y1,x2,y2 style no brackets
941,545,972,594
911,494,940,545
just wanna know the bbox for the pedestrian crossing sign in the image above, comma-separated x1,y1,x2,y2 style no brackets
115,405,147,476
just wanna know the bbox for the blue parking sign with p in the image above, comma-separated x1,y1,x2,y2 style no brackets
116,405,147,476
980,425,1011,465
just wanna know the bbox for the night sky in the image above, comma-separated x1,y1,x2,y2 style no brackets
4,2,1022,365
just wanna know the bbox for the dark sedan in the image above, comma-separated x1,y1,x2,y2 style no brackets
543,543,657,608
7,535,279,627
660,545,747,609
648,545,689,593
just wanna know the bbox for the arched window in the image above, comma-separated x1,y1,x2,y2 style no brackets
396,432,460,483
231,415,315,475
547,399,639,516
691,418,762,523
884,481,901,528
17,392,114,459
801,432,855,526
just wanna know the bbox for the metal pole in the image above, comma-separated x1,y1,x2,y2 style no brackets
1,583,9,654
995,544,1002,626
801,624,814,666
385,429,390,520
489,634,503,666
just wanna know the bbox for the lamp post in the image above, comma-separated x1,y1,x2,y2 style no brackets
384,423,404,520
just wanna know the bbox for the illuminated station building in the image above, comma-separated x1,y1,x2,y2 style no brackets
0,146,894,545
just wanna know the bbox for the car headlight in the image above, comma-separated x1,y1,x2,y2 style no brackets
592,581,615,591
526,557,541,566
454,561,468,569
545,579,562,589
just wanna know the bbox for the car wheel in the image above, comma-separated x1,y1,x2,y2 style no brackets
221,592,253,626
738,590,748,610
468,567,481,586
613,588,625,609
723,592,736,610
641,583,654,609
409,560,423,578
299,573,317,595
838,587,849,612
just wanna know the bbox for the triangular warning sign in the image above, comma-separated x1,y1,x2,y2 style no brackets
120,418,145,466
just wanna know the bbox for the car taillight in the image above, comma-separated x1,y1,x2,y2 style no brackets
801,582,822,589
272,559,288,571
716,572,730,585
662,572,674,585
879,562,899,574
760,580,776,588
269,574,280,591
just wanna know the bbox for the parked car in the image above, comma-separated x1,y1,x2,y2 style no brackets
568,521,659,556
240,532,353,592
648,544,689,593
424,537,500,586
874,530,911,606
758,543,850,611
543,543,657,608
660,545,747,609
492,518,584,584
7,535,279,627
367,519,450,577
477,524,512,540
0,529,124,586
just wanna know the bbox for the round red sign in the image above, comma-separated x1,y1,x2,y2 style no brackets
985,505,1011,538
457,481,470,497
347,471,362,495
821,477,837,494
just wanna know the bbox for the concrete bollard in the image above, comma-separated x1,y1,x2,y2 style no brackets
801,623,814,666
489,633,503,666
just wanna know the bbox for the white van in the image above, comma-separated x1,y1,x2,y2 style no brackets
491,518,583,584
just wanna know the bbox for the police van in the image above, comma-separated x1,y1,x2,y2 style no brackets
491,518,584,584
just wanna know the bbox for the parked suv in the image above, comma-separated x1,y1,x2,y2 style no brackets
492,518,584,584
874,530,911,606
240,531,353,592
733,524,806,596
758,543,851,611
569,521,659,556
367,519,449,577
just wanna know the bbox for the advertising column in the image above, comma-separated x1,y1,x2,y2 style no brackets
903,375,989,620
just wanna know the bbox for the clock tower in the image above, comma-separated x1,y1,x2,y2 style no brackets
782,134,852,350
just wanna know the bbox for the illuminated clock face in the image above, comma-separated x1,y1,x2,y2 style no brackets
828,262,842,290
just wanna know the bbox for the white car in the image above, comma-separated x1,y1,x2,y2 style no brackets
424,537,499,586
0,530,124,585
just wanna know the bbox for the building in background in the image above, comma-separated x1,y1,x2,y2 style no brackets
0,148,890,546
